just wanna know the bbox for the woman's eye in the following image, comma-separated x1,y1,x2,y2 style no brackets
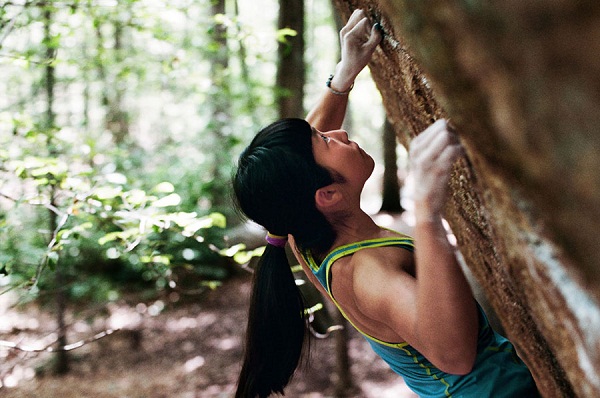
321,134,330,143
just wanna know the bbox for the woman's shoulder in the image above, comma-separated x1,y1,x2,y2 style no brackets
378,226,414,241
350,241,413,265
325,225,414,276
348,232,415,276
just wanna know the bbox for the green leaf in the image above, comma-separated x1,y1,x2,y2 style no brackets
152,193,181,207
125,189,149,205
276,28,297,43
179,212,226,237
181,218,213,236
105,172,127,185
208,212,226,228
95,186,123,200
75,222,93,231
98,231,122,245
47,251,59,263
219,243,246,257
98,228,137,245
213,13,229,25
153,182,175,193
201,280,222,290
43,33,62,50
140,254,171,265
47,251,59,270
62,176,90,191
233,246,265,264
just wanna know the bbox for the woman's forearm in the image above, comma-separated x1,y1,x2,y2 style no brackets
306,11,381,132
413,212,478,373
305,93,349,131
406,119,479,372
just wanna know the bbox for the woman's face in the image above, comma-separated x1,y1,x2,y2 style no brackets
311,127,375,190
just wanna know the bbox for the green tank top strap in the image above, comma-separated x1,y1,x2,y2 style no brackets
302,233,415,346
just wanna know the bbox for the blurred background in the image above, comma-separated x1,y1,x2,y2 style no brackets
0,0,413,396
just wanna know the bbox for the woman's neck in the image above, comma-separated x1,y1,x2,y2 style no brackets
328,208,381,247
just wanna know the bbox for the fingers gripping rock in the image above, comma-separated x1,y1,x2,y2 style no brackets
406,119,464,217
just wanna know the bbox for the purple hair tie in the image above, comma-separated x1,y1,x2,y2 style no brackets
266,232,288,248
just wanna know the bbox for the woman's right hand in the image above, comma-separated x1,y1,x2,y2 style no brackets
331,10,382,92
407,119,464,221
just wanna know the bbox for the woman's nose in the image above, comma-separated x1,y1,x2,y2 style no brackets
330,130,349,142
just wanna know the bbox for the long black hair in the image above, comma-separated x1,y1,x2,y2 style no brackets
233,118,337,397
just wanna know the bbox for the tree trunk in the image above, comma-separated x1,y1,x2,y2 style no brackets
94,11,129,145
331,1,600,396
328,6,356,393
208,0,230,210
51,191,69,375
379,116,404,213
276,0,305,118
332,312,354,397
43,5,69,375
233,0,259,126
106,20,129,145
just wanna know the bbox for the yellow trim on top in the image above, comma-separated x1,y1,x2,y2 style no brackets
305,235,415,348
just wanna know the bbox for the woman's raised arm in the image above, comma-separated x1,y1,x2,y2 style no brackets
306,9,381,131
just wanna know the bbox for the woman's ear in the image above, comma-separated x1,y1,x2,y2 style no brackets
315,184,342,210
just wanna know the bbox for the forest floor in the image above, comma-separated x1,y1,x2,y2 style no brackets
0,270,417,398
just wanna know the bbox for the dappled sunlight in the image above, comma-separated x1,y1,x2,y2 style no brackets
106,306,143,331
183,355,205,373
210,336,239,351
1,365,36,389
361,379,418,398
165,316,198,332
197,312,218,328
0,308,40,335
1,275,421,397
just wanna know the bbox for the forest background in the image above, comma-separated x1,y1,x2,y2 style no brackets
0,0,412,396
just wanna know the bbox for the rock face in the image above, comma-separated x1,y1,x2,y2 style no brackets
331,1,600,397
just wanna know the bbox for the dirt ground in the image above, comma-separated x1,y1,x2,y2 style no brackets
0,272,417,398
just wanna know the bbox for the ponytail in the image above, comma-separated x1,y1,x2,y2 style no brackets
233,118,337,397
235,244,307,398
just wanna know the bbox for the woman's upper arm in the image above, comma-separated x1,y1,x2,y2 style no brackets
351,251,418,342
305,93,349,132
351,251,477,374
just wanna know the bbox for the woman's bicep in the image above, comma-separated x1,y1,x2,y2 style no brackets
352,255,473,371
352,257,419,341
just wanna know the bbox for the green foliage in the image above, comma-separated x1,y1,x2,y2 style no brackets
276,27,298,43
0,119,233,303
219,244,265,265
0,0,281,305
276,27,298,57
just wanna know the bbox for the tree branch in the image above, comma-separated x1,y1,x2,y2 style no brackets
0,191,63,216
0,328,120,352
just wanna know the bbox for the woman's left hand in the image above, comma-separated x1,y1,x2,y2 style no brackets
331,10,382,91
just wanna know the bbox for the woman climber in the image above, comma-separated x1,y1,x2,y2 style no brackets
232,9,539,398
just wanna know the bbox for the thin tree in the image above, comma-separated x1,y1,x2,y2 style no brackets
328,7,357,396
208,0,230,210
379,116,404,213
41,4,69,375
276,0,305,118
91,2,130,146
233,0,260,126
106,18,129,145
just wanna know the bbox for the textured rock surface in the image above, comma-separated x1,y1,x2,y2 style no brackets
331,1,600,397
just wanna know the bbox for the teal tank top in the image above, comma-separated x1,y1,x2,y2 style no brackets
301,234,539,397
